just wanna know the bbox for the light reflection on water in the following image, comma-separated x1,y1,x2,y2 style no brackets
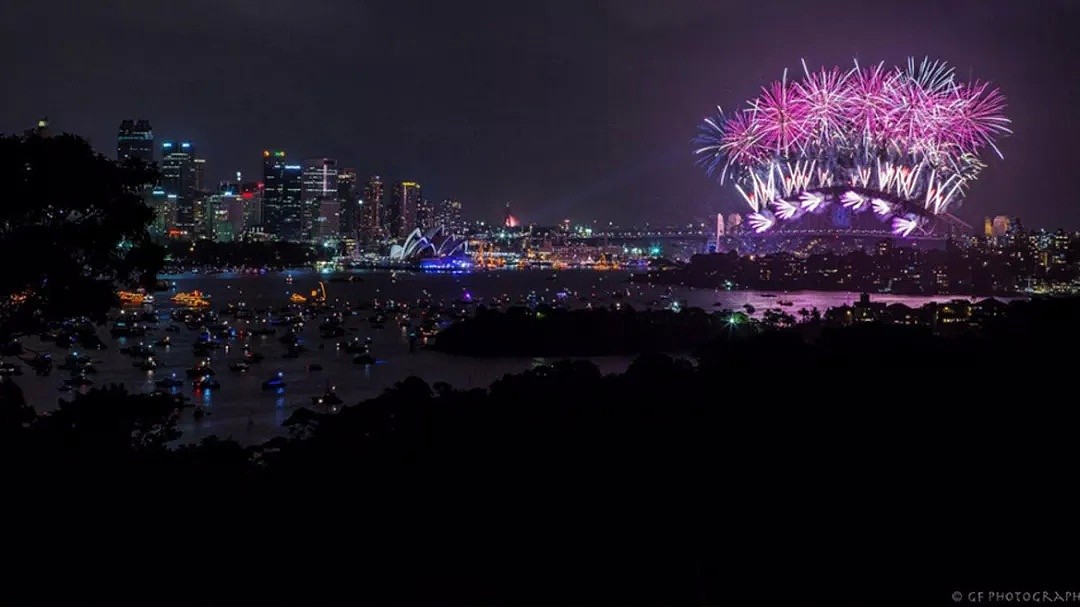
11,269,991,445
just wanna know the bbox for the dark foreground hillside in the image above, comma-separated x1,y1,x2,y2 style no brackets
3,299,1079,606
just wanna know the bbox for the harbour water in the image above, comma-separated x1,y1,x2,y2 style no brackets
5,269,991,444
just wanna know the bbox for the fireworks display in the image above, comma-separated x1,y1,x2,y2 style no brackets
695,58,1010,237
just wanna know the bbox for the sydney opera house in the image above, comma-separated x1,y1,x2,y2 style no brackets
388,225,468,262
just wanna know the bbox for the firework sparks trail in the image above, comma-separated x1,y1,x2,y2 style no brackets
747,212,776,233
772,199,800,220
871,199,892,216
799,191,826,212
841,191,868,210
892,215,921,237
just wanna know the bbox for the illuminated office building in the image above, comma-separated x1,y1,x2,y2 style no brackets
117,119,153,163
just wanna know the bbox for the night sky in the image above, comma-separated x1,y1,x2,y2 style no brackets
4,0,1079,228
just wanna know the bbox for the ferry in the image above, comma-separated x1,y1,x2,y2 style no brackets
288,282,328,305
118,290,154,306
171,290,211,307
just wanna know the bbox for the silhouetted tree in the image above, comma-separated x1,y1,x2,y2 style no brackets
30,385,182,455
0,133,163,336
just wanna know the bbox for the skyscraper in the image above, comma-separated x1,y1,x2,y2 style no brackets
205,192,242,242
262,150,303,241
318,200,341,238
437,198,463,235
194,158,207,192
302,158,339,241
241,181,263,232
388,181,421,239
991,215,1010,238
337,169,358,236
160,141,197,236
117,119,153,163
416,198,436,231
360,175,384,243
148,186,171,237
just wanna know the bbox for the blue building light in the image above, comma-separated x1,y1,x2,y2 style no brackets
419,256,475,272
162,142,173,149
181,142,191,148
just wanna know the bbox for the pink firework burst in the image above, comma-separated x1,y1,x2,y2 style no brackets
719,110,766,165
794,60,851,145
750,70,808,155
694,57,1009,219
845,61,892,144
884,66,944,151
946,82,1011,157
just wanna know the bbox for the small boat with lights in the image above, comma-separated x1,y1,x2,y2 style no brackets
155,375,183,389
262,372,287,390
312,385,343,407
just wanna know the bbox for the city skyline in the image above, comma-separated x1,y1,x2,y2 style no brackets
4,0,1080,229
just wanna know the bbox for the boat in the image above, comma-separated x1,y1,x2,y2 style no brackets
155,375,183,389
117,290,148,306
353,353,376,365
185,364,215,378
68,376,94,388
0,362,23,376
312,385,343,407
135,357,158,370
58,353,91,371
120,343,155,357
319,325,345,338
171,290,211,308
194,376,221,391
228,361,250,372
777,299,794,307
262,372,287,390
338,338,368,354
110,321,147,337
307,363,324,372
